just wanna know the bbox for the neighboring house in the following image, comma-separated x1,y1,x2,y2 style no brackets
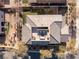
28,0,66,4
0,0,10,7
0,0,11,8
28,0,67,6
4,0,17,8
0,0,22,8
0,10,5,35
0,10,5,43
28,0,67,15
0,0,4,7
22,15,69,45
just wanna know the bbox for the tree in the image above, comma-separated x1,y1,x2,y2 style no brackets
14,41,28,56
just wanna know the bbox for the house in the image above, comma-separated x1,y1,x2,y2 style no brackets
0,10,5,43
0,0,22,8
28,0,67,15
0,0,10,8
0,0,4,7
22,15,70,45
28,0,67,4
28,0,67,6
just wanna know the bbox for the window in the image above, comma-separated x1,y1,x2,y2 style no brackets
1,22,5,26
38,30,47,36
1,27,5,32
